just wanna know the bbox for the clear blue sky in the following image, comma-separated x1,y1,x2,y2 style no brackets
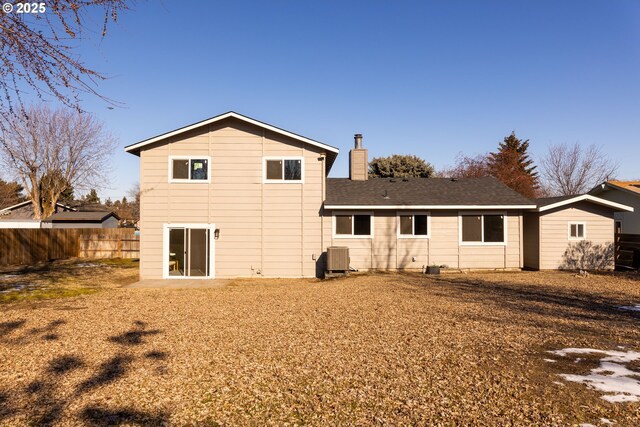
66,0,640,201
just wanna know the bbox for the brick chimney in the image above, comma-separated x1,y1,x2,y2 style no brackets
349,133,368,180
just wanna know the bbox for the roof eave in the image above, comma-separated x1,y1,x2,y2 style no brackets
324,204,537,210
536,194,634,212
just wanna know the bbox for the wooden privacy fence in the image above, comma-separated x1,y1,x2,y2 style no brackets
0,228,139,266
615,233,640,270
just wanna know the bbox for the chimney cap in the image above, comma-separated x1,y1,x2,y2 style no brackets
354,133,363,149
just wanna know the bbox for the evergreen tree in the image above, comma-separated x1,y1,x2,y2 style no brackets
369,154,435,178
84,189,100,204
487,132,539,198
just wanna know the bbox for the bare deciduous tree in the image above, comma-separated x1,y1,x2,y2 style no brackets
0,0,129,119
0,104,115,219
540,143,618,196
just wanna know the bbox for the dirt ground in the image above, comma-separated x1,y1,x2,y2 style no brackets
1,262,640,426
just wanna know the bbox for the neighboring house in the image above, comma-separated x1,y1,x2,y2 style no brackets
523,195,633,270
589,181,640,235
0,200,75,229
41,211,120,229
125,111,633,279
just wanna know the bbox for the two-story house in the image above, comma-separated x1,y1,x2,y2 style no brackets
126,112,632,279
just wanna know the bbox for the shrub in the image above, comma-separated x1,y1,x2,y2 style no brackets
560,240,614,271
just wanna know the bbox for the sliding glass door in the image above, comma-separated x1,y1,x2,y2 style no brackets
167,226,211,277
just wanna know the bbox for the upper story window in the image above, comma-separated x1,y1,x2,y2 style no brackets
398,213,430,238
569,222,586,240
264,157,303,183
334,214,372,238
460,213,506,245
170,156,210,183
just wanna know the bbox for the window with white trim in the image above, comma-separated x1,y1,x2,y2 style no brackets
461,214,505,243
335,214,372,236
569,222,586,240
398,214,429,237
264,157,303,182
170,157,209,182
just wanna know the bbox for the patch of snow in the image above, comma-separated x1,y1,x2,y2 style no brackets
0,274,20,279
619,305,640,312
543,358,557,363
579,424,597,427
600,418,614,425
602,394,638,403
550,347,640,403
548,348,640,363
552,381,565,386
75,263,99,267
575,358,583,363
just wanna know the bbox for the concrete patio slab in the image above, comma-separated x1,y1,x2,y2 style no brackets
124,279,232,289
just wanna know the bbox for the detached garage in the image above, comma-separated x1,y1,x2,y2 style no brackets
523,195,633,270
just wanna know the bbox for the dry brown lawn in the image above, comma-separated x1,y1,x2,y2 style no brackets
1,263,640,426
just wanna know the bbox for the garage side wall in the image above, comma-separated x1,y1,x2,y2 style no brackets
538,202,614,270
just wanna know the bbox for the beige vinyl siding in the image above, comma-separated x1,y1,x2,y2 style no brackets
522,212,540,270
538,202,614,270
328,210,523,271
595,189,640,235
139,117,326,279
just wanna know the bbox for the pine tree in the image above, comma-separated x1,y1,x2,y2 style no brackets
487,132,539,198
84,189,100,204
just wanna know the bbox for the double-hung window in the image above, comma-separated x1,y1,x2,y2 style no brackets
335,214,372,237
398,213,430,238
568,222,586,240
264,157,303,183
170,157,210,183
460,213,506,244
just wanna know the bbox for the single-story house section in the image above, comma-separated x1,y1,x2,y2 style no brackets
324,177,535,271
589,181,640,235
0,200,75,228
125,111,633,279
523,195,634,270
41,211,120,229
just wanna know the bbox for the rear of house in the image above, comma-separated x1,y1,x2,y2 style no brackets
126,111,632,279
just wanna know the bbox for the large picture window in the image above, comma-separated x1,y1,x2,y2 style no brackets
264,157,303,182
335,214,372,237
460,213,505,244
170,157,210,182
398,214,430,238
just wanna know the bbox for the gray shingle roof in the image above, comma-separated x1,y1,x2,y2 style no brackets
45,211,118,222
325,177,534,207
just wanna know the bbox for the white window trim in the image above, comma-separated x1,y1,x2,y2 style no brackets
568,221,587,240
332,211,374,239
168,156,211,183
162,223,216,279
263,156,305,184
397,211,431,239
458,211,508,246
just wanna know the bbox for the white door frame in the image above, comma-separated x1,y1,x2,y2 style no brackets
163,223,216,279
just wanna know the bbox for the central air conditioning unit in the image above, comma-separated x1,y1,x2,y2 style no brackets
326,246,349,273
